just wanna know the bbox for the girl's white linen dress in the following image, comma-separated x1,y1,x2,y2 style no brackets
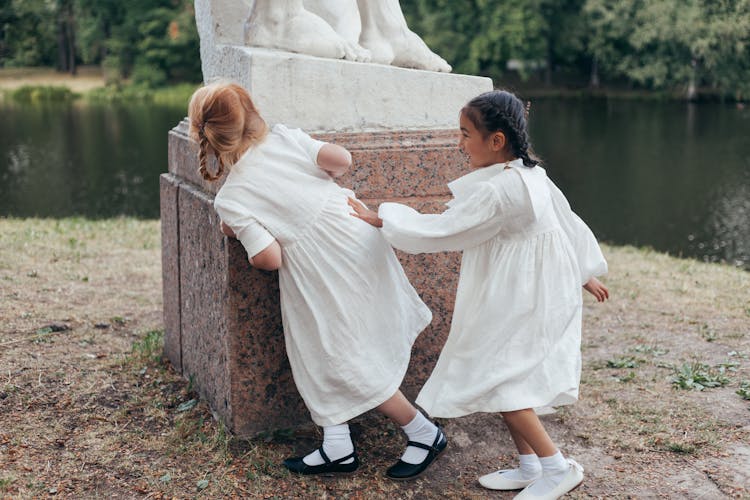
213,124,432,426
377,159,607,417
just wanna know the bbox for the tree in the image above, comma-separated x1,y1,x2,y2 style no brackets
1,0,57,67
402,0,548,81
695,0,750,99
56,0,76,74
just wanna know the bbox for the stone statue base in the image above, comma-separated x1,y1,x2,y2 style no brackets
162,121,474,436
201,45,491,132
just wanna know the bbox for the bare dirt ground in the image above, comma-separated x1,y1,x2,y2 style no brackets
1,218,749,499
0,67,105,93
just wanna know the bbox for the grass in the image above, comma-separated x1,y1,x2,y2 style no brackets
2,219,750,497
130,329,165,364
670,362,732,391
606,356,641,369
738,381,750,401
1,82,198,107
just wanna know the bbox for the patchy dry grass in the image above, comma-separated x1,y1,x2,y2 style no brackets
0,66,105,93
1,218,749,498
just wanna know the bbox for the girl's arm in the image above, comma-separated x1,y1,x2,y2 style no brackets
316,144,352,178
220,221,236,238
220,220,281,271
249,240,282,271
349,180,507,254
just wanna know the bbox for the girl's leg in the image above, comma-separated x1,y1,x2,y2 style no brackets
375,389,417,425
301,422,355,466
376,390,446,470
501,409,582,497
501,409,556,457
478,415,542,490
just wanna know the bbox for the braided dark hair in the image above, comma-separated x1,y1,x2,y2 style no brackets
462,90,540,168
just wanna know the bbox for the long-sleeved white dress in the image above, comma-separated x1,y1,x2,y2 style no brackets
378,159,607,417
213,124,432,426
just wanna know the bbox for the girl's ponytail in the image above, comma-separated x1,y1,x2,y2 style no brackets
188,82,267,181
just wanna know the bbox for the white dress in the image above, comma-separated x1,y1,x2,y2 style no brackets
377,159,607,417
214,124,432,426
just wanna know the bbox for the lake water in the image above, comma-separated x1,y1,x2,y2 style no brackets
1,98,748,269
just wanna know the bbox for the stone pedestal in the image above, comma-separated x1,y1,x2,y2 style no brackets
165,1,494,436
162,120,474,436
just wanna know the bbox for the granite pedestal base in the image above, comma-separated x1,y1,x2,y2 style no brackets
161,119,470,436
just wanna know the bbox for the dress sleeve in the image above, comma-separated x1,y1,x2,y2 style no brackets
547,178,608,284
283,126,326,166
378,181,510,254
213,196,276,258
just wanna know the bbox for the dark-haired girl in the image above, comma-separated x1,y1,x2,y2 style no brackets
350,90,609,499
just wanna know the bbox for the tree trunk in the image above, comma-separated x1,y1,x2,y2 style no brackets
686,58,697,101
590,56,600,89
545,38,553,86
66,5,76,76
55,0,76,75
57,16,68,72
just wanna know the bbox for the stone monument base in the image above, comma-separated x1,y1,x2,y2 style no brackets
161,120,471,436
200,45,491,132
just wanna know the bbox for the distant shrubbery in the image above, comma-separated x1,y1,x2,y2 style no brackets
10,85,76,103
402,0,750,99
0,0,200,88
3,82,197,107
2,0,748,99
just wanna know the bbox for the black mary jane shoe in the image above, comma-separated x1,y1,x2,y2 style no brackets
385,427,448,481
283,447,360,476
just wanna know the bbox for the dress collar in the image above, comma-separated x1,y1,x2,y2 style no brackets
447,158,525,199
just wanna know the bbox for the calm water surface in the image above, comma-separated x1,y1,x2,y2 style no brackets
0,100,184,218
1,98,748,269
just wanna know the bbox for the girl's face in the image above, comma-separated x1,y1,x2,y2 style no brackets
458,112,505,169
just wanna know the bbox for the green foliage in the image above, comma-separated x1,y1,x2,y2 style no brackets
402,0,750,97
2,0,749,96
2,0,200,86
10,85,75,103
607,356,640,369
130,329,164,364
0,0,57,67
670,362,731,391
10,85,76,103
402,0,548,79
737,381,750,400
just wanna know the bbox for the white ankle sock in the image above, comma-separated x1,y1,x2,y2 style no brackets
525,451,570,495
400,412,439,465
497,453,542,481
302,423,354,466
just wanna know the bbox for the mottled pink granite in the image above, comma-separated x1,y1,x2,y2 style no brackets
163,120,470,436
160,175,181,372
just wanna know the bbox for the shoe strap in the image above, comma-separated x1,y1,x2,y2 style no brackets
406,428,445,453
318,447,356,465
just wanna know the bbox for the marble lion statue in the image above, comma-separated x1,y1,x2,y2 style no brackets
245,0,452,72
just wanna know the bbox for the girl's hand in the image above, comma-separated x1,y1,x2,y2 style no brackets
220,221,236,238
348,197,383,227
584,277,609,302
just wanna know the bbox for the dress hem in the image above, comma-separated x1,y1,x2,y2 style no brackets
309,310,432,427
416,391,578,419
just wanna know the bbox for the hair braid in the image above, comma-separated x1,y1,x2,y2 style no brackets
197,131,224,181
506,114,537,168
